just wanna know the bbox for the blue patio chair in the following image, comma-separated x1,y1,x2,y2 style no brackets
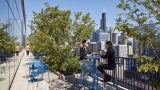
80,61,94,88
79,55,101,89
29,64,50,87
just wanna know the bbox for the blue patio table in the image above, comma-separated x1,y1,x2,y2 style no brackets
26,60,43,68
86,54,101,90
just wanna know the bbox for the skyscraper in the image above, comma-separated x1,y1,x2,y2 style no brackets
7,18,23,45
100,10,107,32
120,33,127,45
112,33,118,45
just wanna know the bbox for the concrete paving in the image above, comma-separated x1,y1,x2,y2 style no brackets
10,50,126,90
0,49,25,90
10,51,52,90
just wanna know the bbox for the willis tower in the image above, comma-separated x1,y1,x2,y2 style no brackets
100,10,107,32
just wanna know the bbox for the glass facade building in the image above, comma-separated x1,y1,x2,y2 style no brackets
93,29,110,42
0,0,26,46
0,0,26,90
91,29,110,50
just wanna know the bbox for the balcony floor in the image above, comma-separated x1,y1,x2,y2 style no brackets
10,51,127,90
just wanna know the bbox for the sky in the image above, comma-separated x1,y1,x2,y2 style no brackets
25,0,121,35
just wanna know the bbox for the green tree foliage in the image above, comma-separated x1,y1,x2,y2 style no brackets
0,24,15,51
29,4,72,71
61,56,81,74
116,0,160,72
72,12,95,43
29,3,95,73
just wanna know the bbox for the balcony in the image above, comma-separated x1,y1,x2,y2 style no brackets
0,50,160,90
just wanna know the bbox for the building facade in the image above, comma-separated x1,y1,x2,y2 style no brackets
92,29,110,50
0,0,26,90
0,0,26,46
112,33,118,45
7,18,23,45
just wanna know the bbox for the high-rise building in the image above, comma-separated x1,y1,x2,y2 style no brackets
137,23,157,55
93,29,110,42
7,18,23,45
100,10,107,32
152,32,160,57
112,33,118,45
100,19,103,30
0,0,26,46
88,42,99,53
120,33,127,45
109,27,114,41
0,0,26,89
92,29,110,50
97,41,106,50
102,12,106,32
116,45,128,57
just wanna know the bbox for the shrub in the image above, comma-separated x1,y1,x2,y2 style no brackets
61,56,81,75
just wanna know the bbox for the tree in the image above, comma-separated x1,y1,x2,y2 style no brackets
116,0,160,88
0,24,15,51
72,12,95,43
29,4,72,71
116,0,160,72
29,3,95,73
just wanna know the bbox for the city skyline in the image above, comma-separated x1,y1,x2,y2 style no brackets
25,0,121,35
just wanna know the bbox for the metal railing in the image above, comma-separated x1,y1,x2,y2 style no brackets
105,57,160,90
